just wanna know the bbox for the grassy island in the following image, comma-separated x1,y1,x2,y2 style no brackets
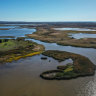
0,38,45,64
26,27,96,48
40,50,96,80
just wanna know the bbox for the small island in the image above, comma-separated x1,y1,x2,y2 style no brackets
40,50,96,80
0,38,45,64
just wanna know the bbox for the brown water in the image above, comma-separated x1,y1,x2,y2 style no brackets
0,55,95,96
0,26,96,96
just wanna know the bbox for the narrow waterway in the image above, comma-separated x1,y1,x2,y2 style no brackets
0,25,96,96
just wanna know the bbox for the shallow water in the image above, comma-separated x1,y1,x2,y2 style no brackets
0,26,16,29
0,25,96,96
69,33,96,39
54,28,96,31
0,54,96,96
0,26,36,38
31,39,96,64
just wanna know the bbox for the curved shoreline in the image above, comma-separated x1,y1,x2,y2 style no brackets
40,50,96,80
40,70,95,80
0,38,45,64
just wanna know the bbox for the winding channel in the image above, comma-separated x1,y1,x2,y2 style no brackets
0,25,96,96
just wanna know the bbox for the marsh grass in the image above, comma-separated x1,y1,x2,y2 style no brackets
0,39,44,63
40,50,95,80
27,27,96,48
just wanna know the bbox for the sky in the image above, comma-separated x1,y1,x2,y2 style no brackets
0,0,96,22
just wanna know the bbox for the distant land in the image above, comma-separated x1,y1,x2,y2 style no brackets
0,21,96,24
0,21,96,28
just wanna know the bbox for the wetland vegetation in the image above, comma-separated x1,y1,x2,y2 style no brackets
27,27,96,48
0,22,96,96
0,38,44,64
40,50,96,80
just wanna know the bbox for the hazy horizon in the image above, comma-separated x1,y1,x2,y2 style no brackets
0,0,96,22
